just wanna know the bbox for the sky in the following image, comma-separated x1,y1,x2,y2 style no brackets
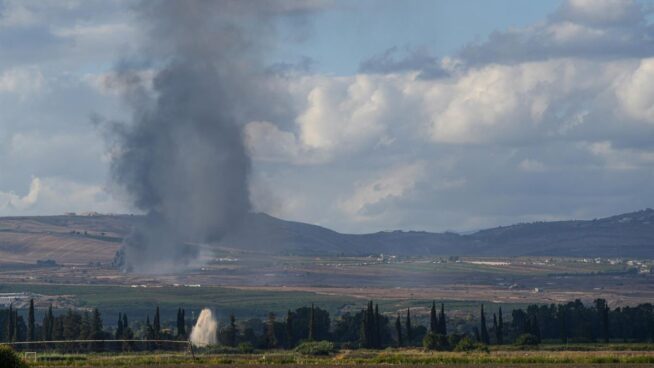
1,0,654,233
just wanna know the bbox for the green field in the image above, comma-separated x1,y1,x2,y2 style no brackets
0,282,527,325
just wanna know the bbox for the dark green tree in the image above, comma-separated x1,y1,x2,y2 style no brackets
63,309,81,340
405,308,413,346
395,313,403,347
6,305,14,342
285,310,294,348
227,314,238,347
115,313,124,339
480,305,489,345
264,312,277,348
308,303,316,341
153,307,161,339
430,301,438,333
492,313,498,344
79,311,92,340
176,308,187,338
595,299,610,343
27,299,35,342
497,307,504,345
557,304,568,344
438,303,447,335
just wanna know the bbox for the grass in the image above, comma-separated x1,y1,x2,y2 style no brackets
27,347,654,367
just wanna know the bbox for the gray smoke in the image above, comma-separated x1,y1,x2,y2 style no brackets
109,1,314,273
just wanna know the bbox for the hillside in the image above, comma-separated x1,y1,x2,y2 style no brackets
0,209,652,265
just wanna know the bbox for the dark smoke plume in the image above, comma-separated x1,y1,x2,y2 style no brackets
109,1,316,273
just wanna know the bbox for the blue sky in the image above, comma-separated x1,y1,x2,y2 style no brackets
277,0,560,74
1,0,654,233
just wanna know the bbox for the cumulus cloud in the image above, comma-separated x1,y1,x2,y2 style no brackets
616,58,654,123
0,176,125,215
0,177,40,211
459,0,654,65
339,162,425,221
359,46,449,79
0,66,44,96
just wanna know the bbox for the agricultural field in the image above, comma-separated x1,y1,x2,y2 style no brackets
1,254,652,315
19,346,654,367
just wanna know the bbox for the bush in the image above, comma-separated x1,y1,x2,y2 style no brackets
515,333,540,347
422,332,450,351
447,333,464,348
238,342,254,354
453,336,489,353
0,346,29,368
294,340,336,356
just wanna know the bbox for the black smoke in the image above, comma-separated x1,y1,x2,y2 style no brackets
108,0,317,273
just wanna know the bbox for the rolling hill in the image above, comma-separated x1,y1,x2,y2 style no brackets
0,209,652,265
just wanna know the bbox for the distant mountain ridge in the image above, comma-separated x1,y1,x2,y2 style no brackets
223,209,654,257
0,209,653,264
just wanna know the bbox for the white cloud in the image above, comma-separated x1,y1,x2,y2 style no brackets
616,58,654,123
0,66,44,97
0,176,127,216
582,141,654,170
339,162,425,221
0,177,40,211
518,159,547,172
0,0,40,28
557,0,645,27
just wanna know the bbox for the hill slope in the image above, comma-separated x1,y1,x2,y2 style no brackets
0,209,652,264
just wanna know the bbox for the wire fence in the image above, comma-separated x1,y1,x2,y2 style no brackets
0,339,195,356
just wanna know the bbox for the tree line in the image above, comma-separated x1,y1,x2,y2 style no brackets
2,298,654,350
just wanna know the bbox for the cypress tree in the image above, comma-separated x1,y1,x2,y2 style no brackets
308,303,316,341
439,303,447,335
91,309,103,339
405,308,413,346
395,313,403,347
42,307,50,341
531,315,541,343
181,309,186,336
430,301,438,333
176,308,187,338
497,307,504,345
7,304,14,342
228,314,238,347
27,299,35,342
80,311,92,340
145,315,154,340
374,304,381,348
285,310,294,348
603,305,610,343
492,313,498,344
480,304,489,345
115,313,124,339
47,305,54,341
153,306,161,339
265,312,277,348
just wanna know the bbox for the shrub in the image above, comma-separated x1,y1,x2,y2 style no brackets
238,342,254,354
447,333,464,348
453,336,488,353
515,333,540,347
0,346,29,368
422,332,450,351
294,340,336,356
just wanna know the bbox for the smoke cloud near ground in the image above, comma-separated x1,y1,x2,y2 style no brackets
108,1,312,273
190,308,218,347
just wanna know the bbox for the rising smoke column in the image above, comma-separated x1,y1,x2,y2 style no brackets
109,1,303,273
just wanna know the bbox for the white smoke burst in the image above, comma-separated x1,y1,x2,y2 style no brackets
190,308,218,347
